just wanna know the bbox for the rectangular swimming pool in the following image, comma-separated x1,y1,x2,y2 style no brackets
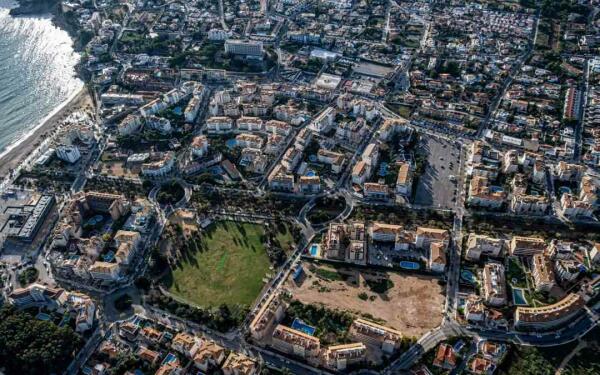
399,261,420,270
512,288,528,306
291,318,316,336
309,244,319,257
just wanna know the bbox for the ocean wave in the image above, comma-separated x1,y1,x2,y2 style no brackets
0,4,82,152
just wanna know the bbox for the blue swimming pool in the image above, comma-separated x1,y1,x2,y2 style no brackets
291,318,316,336
306,170,316,177
309,244,319,256
461,270,477,284
379,162,388,177
86,214,104,226
399,261,420,270
225,139,237,149
559,186,572,195
36,313,51,321
512,288,528,306
162,353,177,366
103,251,115,262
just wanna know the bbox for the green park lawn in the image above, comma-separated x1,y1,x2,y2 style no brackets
165,221,271,307
273,223,296,253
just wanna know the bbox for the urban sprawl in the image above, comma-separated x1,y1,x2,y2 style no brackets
2,0,600,375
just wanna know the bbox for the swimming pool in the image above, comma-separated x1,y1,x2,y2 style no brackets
512,288,528,306
559,186,572,195
36,313,51,321
379,162,388,177
225,139,237,149
59,314,71,327
309,244,319,257
306,170,316,177
86,214,104,226
103,251,115,262
291,318,316,336
399,261,420,270
162,353,178,366
460,270,477,284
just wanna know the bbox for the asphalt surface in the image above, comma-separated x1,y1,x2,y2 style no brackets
413,136,460,209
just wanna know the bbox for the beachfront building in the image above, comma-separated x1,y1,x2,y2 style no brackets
51,191,129,248
206,116,234,134
271,324,321,363
56,145,81,163
221,352,259,375
322,222,366,264
363,182,389,200
415,227,450,250
395,162,413,196
351,161,371,186
531,254,556,292
249,293,286,341
509,236,546,256
191,135,209,158
348,318,403,354
172,332,201,358
141,152,175,178
428,242,447,273
465,234,504,261
482,262,507,307
322,343,367,371
193,340,226,372
225,39,264,57
4,194,55,243
370,223,402,242
514,293,585,330
8,283,96,333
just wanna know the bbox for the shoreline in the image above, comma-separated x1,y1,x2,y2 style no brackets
0,1,92,187
0,86,90,182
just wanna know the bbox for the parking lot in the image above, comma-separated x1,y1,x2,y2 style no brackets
414,136,460,209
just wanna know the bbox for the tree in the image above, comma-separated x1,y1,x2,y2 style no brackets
134,276,151,291
0,306,83,375
114,294,133,312
17,267,38,286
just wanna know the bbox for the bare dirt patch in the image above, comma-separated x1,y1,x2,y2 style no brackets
285,262,445,338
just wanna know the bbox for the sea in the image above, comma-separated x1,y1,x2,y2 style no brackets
0,0,82,156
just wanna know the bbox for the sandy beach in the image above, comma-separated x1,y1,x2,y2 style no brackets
0,86,93,181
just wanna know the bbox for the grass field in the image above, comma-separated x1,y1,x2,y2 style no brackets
164,221,271,307
273,223,296,253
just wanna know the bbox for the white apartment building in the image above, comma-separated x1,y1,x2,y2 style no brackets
56,145,81,164
224,39,264,57
482,262,506,307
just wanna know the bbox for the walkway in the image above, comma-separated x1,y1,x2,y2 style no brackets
555,340,586,375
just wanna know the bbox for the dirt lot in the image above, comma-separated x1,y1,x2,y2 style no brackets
285,262,445,338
